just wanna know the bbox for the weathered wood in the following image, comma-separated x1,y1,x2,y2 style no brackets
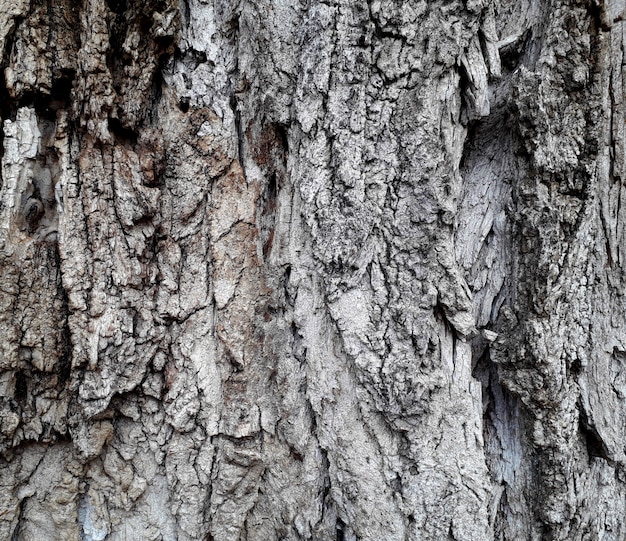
0,0,624,539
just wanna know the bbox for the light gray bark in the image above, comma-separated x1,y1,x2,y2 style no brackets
0,0,624,540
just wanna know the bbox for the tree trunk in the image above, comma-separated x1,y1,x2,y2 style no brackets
0,0,624,539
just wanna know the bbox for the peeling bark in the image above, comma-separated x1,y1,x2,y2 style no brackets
0,0,625,539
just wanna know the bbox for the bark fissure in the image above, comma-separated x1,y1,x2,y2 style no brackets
0,0,625,539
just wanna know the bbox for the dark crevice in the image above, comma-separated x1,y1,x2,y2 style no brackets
493,487,510,539
48,69,75,110
14,372,27,402
58,323,72,385
55,243,73,385
4,77,74,124
230,94,245,173
433,298,460,344
457,60,473,126
284,265,294,305
253,121,288,261
148,55,170,124
106,0,127,15
177,47,208,71
262,174,277,258
275,122,289,158
23,198,44,234
499,29,532,72
138,12,153,35
263,229,274,258
106,4,131,98
578,402,611,463
267,172,277,202
178,97,190,113
459,118,480,172
0,68,16,121
336,518,346,541
586,0,610,33
10,497,27,541
108,117,138,146
568,356,583,378
369,13,408,44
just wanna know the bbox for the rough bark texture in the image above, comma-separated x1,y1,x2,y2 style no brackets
0,0,625,539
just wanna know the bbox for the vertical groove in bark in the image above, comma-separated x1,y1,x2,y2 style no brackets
0,0,624,540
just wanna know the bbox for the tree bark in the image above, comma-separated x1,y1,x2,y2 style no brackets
0,0,624,539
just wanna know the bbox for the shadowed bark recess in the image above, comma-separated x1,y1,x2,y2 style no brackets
0,0,625,540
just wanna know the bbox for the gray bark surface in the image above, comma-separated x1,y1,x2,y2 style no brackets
0,0,624,539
